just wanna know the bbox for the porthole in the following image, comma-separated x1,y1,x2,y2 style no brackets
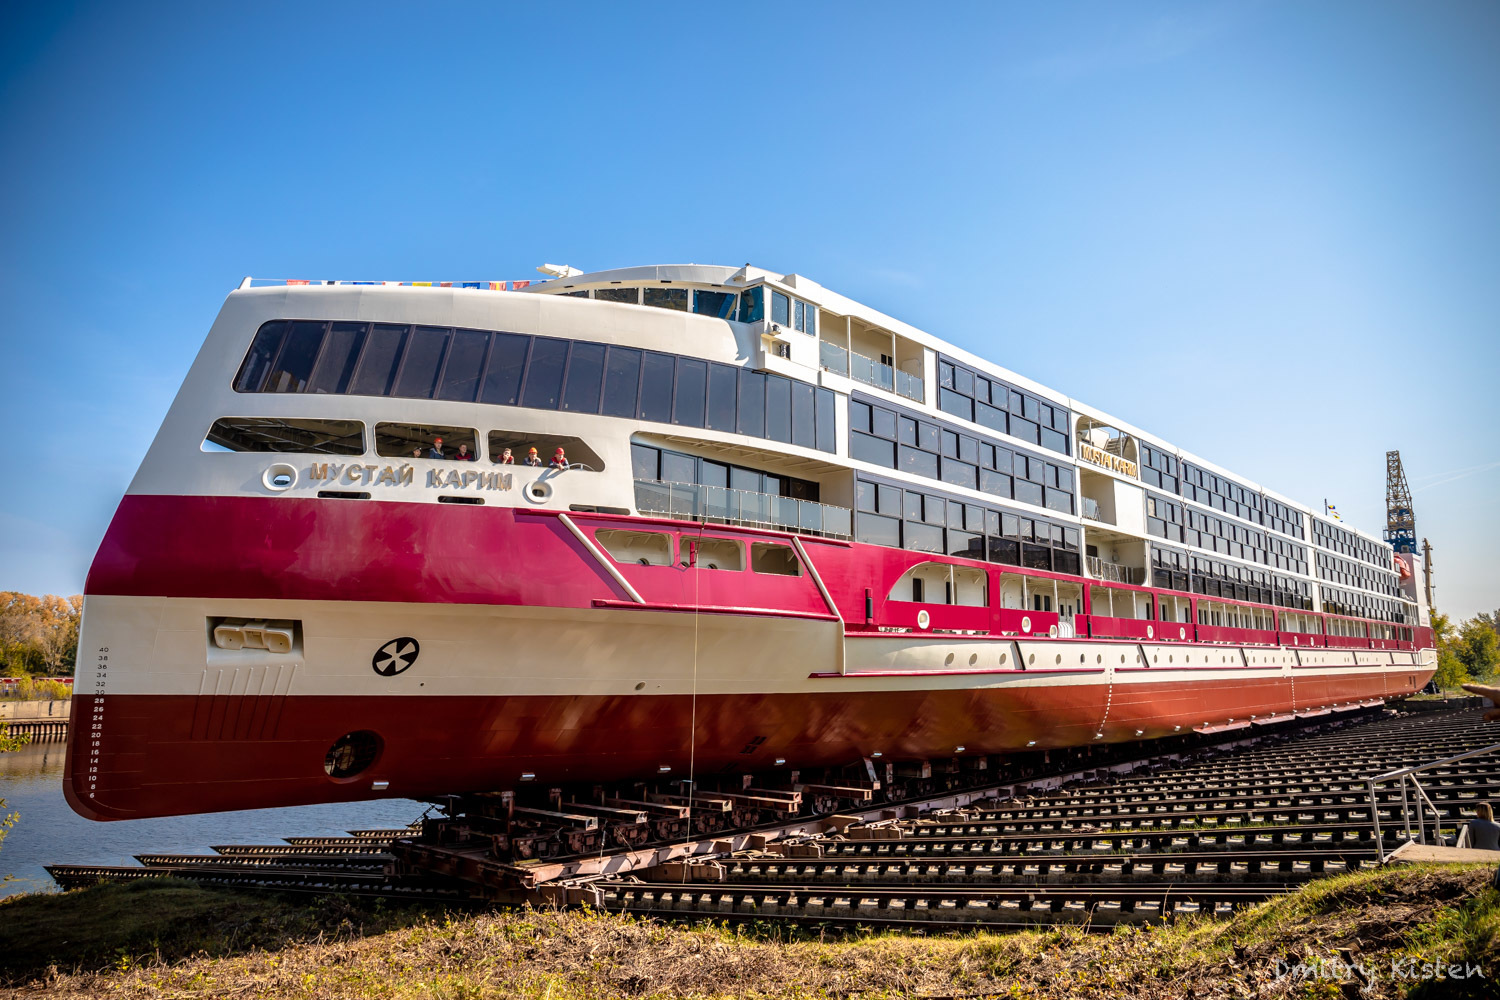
263,463,297,492
1153,654,1158,664
524,480,553,504
1097,654,1103,664
634,682,645,691
1079,654,1086,664
999,652,1007,664
1055,654,1062,664
324,730,382,780
969,653,978,666
945,652,955,666
1028,653,1035,665
1120,654,1126,664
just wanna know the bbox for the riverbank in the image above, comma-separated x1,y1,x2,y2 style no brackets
1,864,1495,998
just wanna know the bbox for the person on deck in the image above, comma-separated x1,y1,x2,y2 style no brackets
427,437,445,460
454,443,475,461
523,447,542,467
549,447,568,470
499,448,514,465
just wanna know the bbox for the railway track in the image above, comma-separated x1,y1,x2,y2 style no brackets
46,705,1500,927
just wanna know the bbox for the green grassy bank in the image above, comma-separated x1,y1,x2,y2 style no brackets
1,864,1496,998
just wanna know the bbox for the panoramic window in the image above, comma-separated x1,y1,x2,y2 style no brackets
233,320,837,456
374,423,478,460
203,417,365,456
594,287,639,304
596,529,672,566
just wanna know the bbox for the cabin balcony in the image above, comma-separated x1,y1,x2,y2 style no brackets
1083,528,1147,586
817,308,926,403
634,479,853,539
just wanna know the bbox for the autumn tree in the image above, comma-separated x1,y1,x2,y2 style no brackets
1431,610,1469,691
0,592,82,675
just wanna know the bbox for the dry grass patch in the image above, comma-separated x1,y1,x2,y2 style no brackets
1,864,1495,998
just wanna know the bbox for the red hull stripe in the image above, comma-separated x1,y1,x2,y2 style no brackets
67,666,1407,820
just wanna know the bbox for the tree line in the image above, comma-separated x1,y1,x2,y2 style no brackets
1432,607,1500,691
0,592,82,676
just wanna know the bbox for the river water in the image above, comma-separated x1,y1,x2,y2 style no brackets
0,738,426,899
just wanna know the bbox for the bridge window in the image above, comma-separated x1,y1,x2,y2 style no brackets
596,529,672,566
204,417,365,456
594,286,639,304
643,287,689,311
693,289,738,319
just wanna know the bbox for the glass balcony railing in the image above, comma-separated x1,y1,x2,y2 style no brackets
818,342,924,403
634,480,853,539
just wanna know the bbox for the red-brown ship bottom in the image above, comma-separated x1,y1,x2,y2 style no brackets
64,666,1421,821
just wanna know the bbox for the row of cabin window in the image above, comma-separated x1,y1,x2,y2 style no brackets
1139,444,1180,493
848,396,1075,516
559,284,819,335
629,443,820,501
203,416,605,467
558,285,740,320
592,528,803,577
1320,584,1410,623
1312,517,1397,572
234,320,837,454
1179,463,1305,540
1318,552,1401,598
935,358,1070,456
1147,492,1310,575
854,476,1082,575
1152,544,1310,605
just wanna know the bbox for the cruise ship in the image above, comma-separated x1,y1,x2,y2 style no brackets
66,264,1435,821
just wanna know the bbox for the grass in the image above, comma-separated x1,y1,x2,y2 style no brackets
0,864,1496,998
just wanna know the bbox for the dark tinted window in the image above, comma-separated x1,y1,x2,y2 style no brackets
791,382,815,449
266,321,326,393
738,370,766,436
631,443,659,480
766,375,792,443
595,287,638,303
479,333,529,406
350,324,408,396
639,352,676,423
437,329,489,402
235,321,288,391
561,342,605,412
601,347,641,417
394,327,450,399
856,512,901,548
520,337,568,409
851,432,895,467
707,363,738,432
660,450,695,484
872,406,897,440
673,358,707,427
643,287,689,311
205,417,364,455
307,322,366,395
815,387,836,453
693,289,738,319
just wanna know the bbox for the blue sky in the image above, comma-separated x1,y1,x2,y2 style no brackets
1,1,1496,618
